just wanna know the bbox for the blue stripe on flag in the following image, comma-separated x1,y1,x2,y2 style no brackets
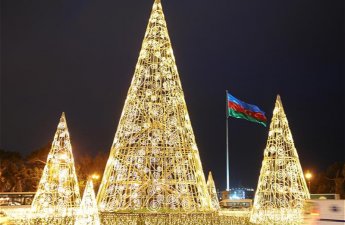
227,93,265,115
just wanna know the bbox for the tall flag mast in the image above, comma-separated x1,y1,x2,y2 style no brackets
225,91,230,191
225,91,267,193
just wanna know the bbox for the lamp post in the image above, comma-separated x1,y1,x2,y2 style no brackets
90,173,101,192
91,173,100,180
91,173,100,183
305,171,312,192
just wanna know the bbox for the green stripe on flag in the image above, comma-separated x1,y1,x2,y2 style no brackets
228,108,266,127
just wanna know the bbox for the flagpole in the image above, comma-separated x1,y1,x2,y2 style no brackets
225,90,230,191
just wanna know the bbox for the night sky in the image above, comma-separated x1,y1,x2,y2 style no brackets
1,0,344,190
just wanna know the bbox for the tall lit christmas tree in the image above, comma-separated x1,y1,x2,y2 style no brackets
75,180,101,225
206,172,220,210
97,0,212,212
250,95,310,224
31,113,81,215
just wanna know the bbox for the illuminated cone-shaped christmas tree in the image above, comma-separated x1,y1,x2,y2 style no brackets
97,0,212,212
75,180,101,225
250,95,310,224
206,172,220,210
31,112,81,215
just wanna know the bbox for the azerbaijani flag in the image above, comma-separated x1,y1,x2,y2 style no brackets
227,92,267,127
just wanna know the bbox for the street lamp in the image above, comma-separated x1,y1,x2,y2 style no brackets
91,173,100,180
305,171,312,192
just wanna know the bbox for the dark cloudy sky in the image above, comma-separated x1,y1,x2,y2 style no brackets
1,0,344,189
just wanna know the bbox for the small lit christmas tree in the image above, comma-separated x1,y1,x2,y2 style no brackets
97,0,212,212
31,112,81,216
206,172,220,210
250,95,310,224
75,180,101,225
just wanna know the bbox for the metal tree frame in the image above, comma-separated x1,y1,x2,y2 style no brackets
250,95,310,224
97,0,212,213
207,172,220,210
75,180,101,225
31,113,81,216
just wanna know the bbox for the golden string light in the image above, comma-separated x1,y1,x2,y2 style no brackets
96,0,213,213
100,212,250,225
75,180,101,225
31,112,81,217
2,0,315,224
206,172,220,210
250,95,310,224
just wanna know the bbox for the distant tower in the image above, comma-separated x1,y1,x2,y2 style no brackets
75,180,101,225
97,0,212,212
31,113,81,215
250,95,310,224
207,172,220,210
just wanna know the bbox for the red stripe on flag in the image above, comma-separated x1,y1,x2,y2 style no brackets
228,102,267,122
